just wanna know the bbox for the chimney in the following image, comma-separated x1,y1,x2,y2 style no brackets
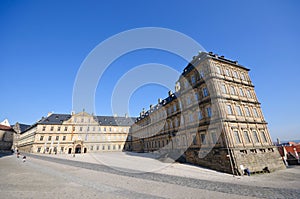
47,112,53,117
125,113,128,118
158,98,162,104
168,90,173,96
150,104,153,109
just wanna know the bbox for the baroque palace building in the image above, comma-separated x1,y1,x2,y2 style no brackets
128,51,285,175
17,111,134,154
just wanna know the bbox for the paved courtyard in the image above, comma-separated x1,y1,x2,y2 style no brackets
1,152,300,199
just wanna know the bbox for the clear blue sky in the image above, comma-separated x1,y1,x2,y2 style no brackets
1,0,299,141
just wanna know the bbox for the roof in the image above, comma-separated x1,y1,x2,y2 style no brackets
0,124,13,131
38,114,72,125
37,113,135,126
96,116,135,126
135,92,179,122
19,123,31,132
182,51,250,76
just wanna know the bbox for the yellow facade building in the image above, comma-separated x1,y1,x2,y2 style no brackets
17,112,134,154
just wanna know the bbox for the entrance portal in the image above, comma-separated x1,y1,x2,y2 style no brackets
75,145,81,154
68,148,72,154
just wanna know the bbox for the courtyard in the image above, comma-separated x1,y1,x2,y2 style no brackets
0,152,299,199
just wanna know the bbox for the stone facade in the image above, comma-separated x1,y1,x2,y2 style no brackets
0,124,14,151
128,52,285,175
17,112,134,154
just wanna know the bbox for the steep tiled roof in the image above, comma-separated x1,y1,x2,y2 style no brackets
18,123,31,132
0,124,13,131
36,113,135,126
38,114,72,125
96,116,135,126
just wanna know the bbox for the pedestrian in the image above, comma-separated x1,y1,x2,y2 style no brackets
244,168,251,176
22,156,26,163
17,152,20,158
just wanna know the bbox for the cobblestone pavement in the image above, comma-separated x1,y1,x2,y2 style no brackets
1,152,300,199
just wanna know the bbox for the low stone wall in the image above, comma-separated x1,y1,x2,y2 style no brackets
185,147,233,174
233,147,286,174
185,146,286,175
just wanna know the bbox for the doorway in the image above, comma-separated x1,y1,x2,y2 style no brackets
75,145,81,153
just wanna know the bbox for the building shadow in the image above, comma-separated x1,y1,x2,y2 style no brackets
0,151,13,158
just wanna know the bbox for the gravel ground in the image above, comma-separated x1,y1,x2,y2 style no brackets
1,152,299,199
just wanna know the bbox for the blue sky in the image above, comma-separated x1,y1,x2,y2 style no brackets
1,0,299,140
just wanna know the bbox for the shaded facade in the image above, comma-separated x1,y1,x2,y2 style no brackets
128,52,285,175
17,111,134,154
0,124,14,151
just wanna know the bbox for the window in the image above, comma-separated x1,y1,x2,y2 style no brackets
200,70,205,78
81,118,84,122
236,106,242,116
234,131,241,143
216,66,221,74
80,127,83,131
245,107,250,117
252,131,259,143
57,126,61,131
206,107,212,117
243,131,251,143
241,73,246,80
260,131,268,143
187,96,191,105
104,127,106,131
221,84,227,94
192,134,197,145
62,136,66,141
230,86,236,95
225,69,230,76
50,126,54,131
55,136,59,141
195,93,199,101
64,126,68,131
198,111,203,120
48,136,52,141
90,146,93,151
102,145,105,150
61,147,64,152
93,127,95,131
87,127,89,131
227,105,233,115
233,71,238,78
211,132,217,144
85,134,88,141
189,114,194,123
203,87,209,97
109,127,112,131
37,147,41,153
108,145,111,150
239,88,244,96
191,75,196,84
173,104,177,112
42,126,46,131
73,126,75,131
200,133,206,144
184,80,189,89
253,108,259,117
40,136,44,141
247,90,252,98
